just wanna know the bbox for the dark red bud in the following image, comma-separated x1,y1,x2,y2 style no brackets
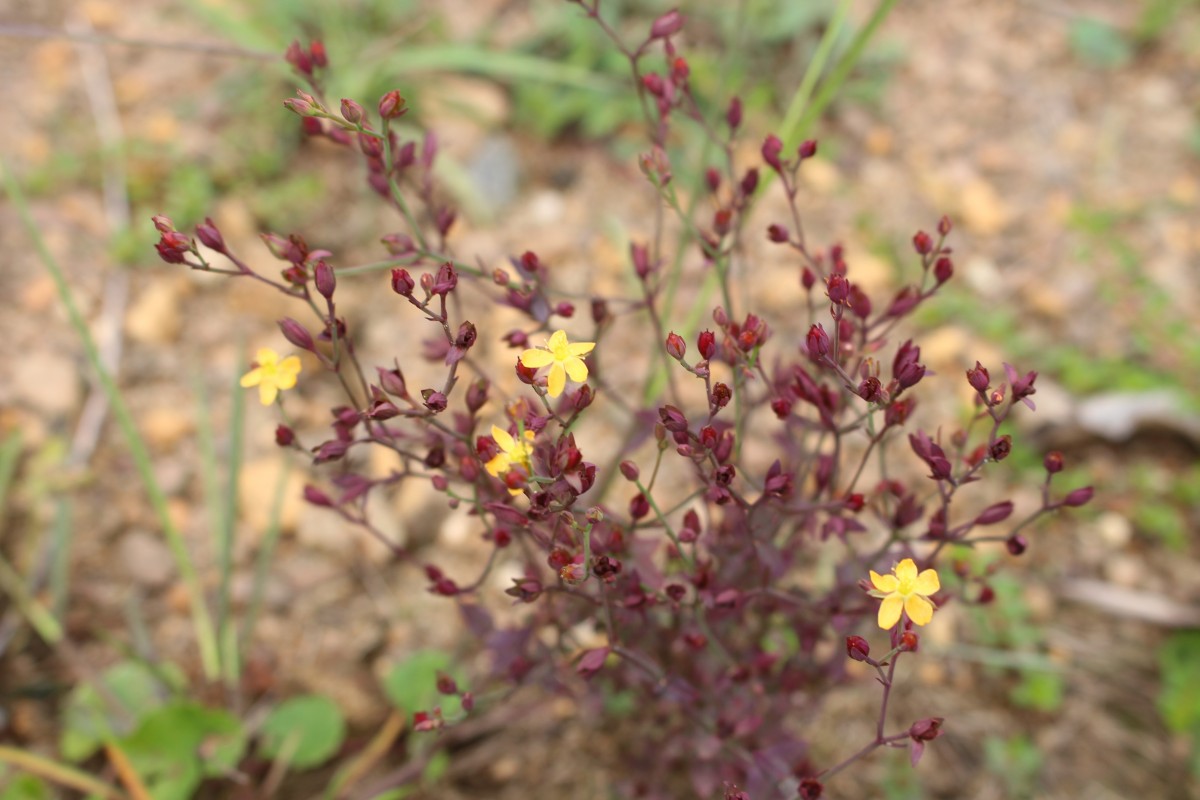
340,98,364,125
620,460,640,482
900,631,919,651
649,9,684,39
938,215,952,236
966,362,990,392
826,273,850,305
767,223,789,243
934,256,953,284
390,267,414,296
1044,451,1064,474
705,167,721,193
846,636,870,662
195,218,226,252
761,134,783,171
697,330,716,360
303,484,333,507
975,501,1014,525
275,424,295,446
1006,534,1028,556
806,324,830,359
278,318,314,351
665,331,686,360
378,90,407,119
314,260,336,300
1062,486,1094,507
912,230,934,255
989,435,1012,462
726,96,743,131
797,139,817,159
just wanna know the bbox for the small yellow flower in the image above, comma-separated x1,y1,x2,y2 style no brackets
519,330,595,398
868,558,940,630
485,424,536,495
239,348,301,406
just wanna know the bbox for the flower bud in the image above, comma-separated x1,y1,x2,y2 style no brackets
908,717,944,742
1006,534,1028,556
285,40,312,75
934,256,953,284
797,139,817,159
303,484,333,507
975,500,1014,525
697,330,717,360
966,362,990,392
740,168,758,197
466,379,488,413
314,260,336,300
1043,451,1064,474
658,405,688,433
989,435,1012,461
900,631,919,651
826,273,850,305
436,672,458,695
275,424,295,446
390,267,414,296
649,8,684,39
278,317,314,351
912,230,933,255
665,331,686,360
725,96,742,131
845,635,870,662
620,460,640,482
767,223,789,243
195,217,226,252
1062,486,1094,507
761,134,783,171
422,389,447,413
378,90,407,119
340,98,364,125
806,323,830,359
938,215,952,236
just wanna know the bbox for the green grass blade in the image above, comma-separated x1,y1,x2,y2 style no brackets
2,158,220,680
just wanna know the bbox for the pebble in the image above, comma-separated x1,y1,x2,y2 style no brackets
12,349,80,416
117,529,176,589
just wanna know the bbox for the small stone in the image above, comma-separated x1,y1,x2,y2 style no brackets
125,279,185,344
142,407,194,450
12,350,80,416
118,530,176,589
959,178,1011,235
238,457,305,537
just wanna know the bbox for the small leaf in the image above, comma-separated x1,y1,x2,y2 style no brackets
381,650,453,713
1069,18,1133,68
60,660,175,761
259,695,346,769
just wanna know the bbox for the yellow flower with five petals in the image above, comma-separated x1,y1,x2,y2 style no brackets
519,330,595,398
868,558,940,630
240,348,301,406
485,425,536,495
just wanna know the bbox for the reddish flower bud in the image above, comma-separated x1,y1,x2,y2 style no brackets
826,273,850,305
989,435,1012,461
314,260,336,300
278,318,314,351
1044,451,1064,474
806,323,830,360
378,90,407,119
740,168,758,197
422,389,447,413
909,717,944,742
761,134,784,172
659,405,688,433
391,267,414,296
846,635,870,662
978,584,996,604
377,367,407,398
912,230,934,255
649,9,684,39
798,778,823,800
665,331,686,360
966,362,990,392
303,484,333,507
340,98,364,125
934,256,954,284
900,631,919,651
275,424,295,446
938,215,952,236
797,139,817,159
641,72,665,96
845,493,865,512
726,96,743,131
285,40,312,75
801,266,816,290
975,500,1014,525
705,167,721,193
1006,534,1028,556
1062,486,1094,507
465,379,488,413
711,383,731,410
767,223,789,243
696,329,717,361
436,672,458,695
195,217,226,252
620,461,640,481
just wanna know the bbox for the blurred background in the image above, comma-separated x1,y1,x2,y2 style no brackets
1,0,1198,797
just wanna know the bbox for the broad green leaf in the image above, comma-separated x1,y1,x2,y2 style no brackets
0,774,50,800
381,650,452,714
60,661,175,761
259,695,345,768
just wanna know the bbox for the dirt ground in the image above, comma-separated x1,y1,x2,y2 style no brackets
2,1,1199,798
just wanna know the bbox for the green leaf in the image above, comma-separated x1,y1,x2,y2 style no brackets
115,702,245,800
1068,18,1133,68
60,661,173,761
381,650,452,714
1011,670,1064,712
259,695,346,769
0,774,50,800
1158,631,1200,733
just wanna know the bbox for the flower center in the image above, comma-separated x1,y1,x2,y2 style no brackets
897,575,916,596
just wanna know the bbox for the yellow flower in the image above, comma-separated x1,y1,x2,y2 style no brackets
519,330,595,398
239,348,301,406
485,424,536,495
869,558,940,630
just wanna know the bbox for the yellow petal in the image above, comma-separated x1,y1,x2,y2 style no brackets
258,382,278,406
870,570,898,593
894,558,918,583
878,594,903,630
278,355,302,377
567,341,595,357
255,348,278,366
485,453,509,478
239,368,263,388
905,594,934,626
563,356,588,383
520,348,554,368
546,363,566,398
275,372,298,391
491,425,515,452
914,568,940,596
547,330,569,351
